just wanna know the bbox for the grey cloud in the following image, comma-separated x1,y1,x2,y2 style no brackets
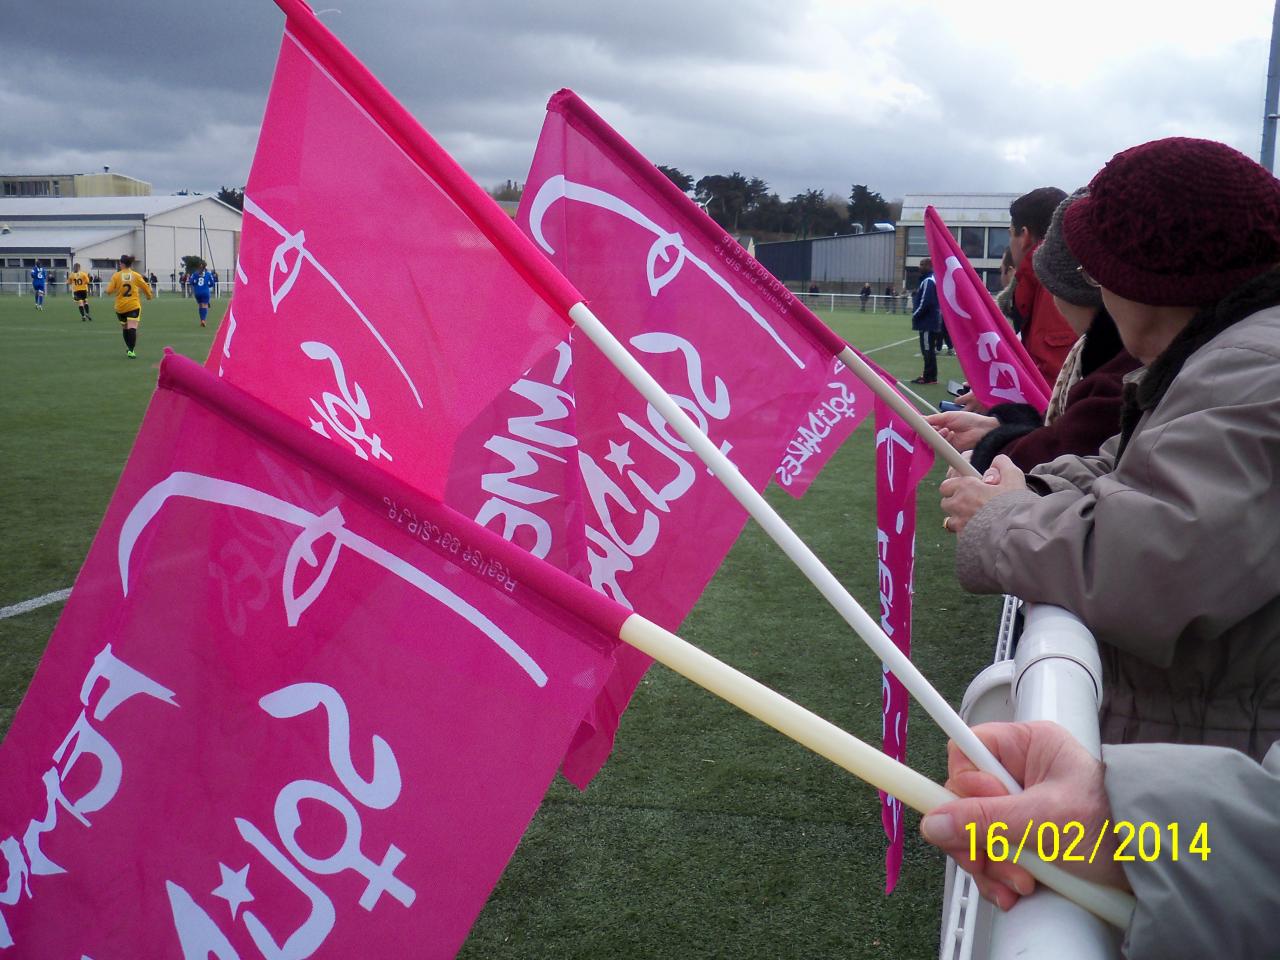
1,0,1270,202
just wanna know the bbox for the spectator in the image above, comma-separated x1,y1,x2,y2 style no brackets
212,269,220,296
148,271,158,298
1008,187,1078,383
926,189,1141,472
940,137,1280,760
921,720,1280,959
910,258,941,384
994,247,1020,330
860,282,872,312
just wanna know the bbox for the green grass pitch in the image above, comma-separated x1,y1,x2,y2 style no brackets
0,292,996,958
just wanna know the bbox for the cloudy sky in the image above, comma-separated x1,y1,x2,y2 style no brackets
2,0,1273,202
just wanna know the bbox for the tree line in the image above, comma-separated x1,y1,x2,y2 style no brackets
486,173,896,242
659,168,894,240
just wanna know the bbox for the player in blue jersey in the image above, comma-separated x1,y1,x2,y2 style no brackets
189,260,214,326
30,265,47,310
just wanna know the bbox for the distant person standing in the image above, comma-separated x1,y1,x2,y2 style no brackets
910,258,941,384
860,282,872,312
148,271,159,297
189,260,214,327
179,271,188,298
66,262,93,321
30,264,47,311
106,254,153,359
212,269,220,297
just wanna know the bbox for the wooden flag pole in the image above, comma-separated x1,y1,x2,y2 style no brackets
619,614,1137,931
569,302,1016,794
837,345,981,479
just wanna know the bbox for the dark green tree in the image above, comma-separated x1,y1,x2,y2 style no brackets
790,189,846,238
657,165,694,193
489,180,523,201
217,185,244,210
847,184,891,231
695,172,771,231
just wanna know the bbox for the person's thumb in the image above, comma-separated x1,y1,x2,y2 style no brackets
920,795,1011,860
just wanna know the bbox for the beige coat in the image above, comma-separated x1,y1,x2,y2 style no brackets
1103,740,1280,959
957,303,1280,759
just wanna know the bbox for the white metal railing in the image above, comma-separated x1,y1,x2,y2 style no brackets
0,281,235,298
940,600,1122,960
794,292,912,313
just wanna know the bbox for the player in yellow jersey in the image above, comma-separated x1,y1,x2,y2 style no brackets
105,254,154,358
66,262,94,322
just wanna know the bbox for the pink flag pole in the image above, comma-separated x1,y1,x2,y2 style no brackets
268,4,1007,792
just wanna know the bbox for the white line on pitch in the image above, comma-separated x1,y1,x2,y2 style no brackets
0,588,72,620
863,336,917,355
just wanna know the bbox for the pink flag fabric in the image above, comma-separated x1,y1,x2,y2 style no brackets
445,89,874,783
209,0,585,501
924,206,1051,412
774,357,876,499
0,353,629,957
871,368,935,892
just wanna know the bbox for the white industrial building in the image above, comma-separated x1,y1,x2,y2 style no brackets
0,195,241,294
896,193,1019,293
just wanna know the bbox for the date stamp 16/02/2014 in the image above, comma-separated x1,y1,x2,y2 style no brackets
965,820,1211,865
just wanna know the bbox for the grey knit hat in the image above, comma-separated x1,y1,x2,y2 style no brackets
1033,188,1103,309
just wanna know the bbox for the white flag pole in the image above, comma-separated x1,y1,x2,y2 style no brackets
569,302,1017,794
619,614,1136,930
838,345,980,479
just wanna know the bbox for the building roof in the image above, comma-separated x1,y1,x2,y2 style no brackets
0,226,133,252
0,195,222,218
899,192,1020,225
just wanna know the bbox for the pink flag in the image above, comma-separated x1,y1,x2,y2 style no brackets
0,353,629,957
209,0,585,500
871,367,935,892
448,89,874,782
924,206,1051,412
774,357,876,499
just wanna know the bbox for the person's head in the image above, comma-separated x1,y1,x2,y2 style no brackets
1064,137,1280,362
73,262,80,272
918,257,933,276
1008,187,1067,267
1032,189,1102,336
999,247,1015,287
200,260,207,270
119,254,134,269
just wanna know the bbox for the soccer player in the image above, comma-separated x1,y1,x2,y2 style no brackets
30,263,47,310
66,262,93,321
105,254,153,358
189,260,214,326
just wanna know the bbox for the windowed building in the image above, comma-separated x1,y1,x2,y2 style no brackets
896,193,1018,293
0,195,241,293
0,171,152,199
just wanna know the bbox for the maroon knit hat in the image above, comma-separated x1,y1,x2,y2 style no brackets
1062,137,1280,305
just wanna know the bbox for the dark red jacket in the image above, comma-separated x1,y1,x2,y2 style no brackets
972,313,1142,472
1014,244,1078,384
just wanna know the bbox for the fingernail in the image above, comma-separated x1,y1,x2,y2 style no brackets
920,813,957,844
1014,875,1035,896
983,469,998,482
